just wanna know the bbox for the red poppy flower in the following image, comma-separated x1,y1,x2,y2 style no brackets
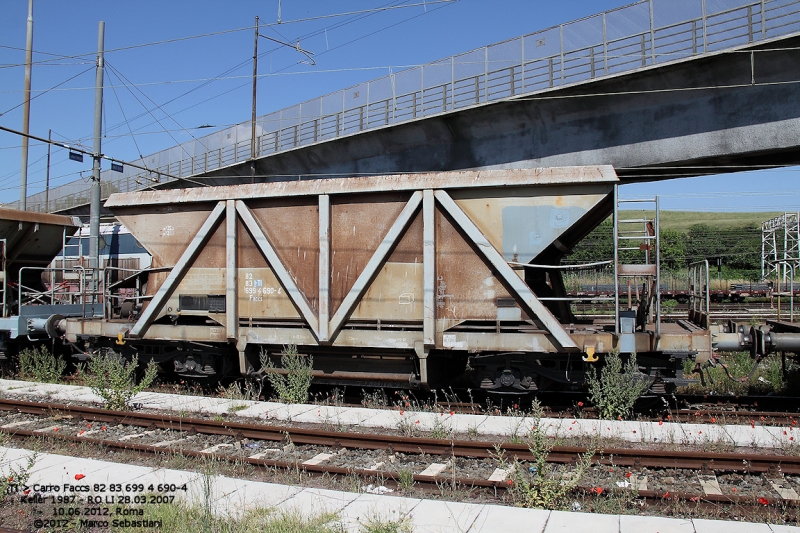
759,497,769,506
74,474,85,481
577,402,584,407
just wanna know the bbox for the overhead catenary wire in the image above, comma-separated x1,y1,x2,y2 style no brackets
98,0,447,141
105,62,211,159
0,125,208,188
0,0,451,62
106,67,148,167
260,1,458,26
3,1,791,71
39,0,452,155
0,0,441,70
0,65,94,116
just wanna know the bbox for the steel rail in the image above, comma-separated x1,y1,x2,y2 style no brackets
1,398,800,475
671,409,800,426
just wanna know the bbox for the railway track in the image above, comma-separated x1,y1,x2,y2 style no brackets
441,403,800,427
0,398,799,508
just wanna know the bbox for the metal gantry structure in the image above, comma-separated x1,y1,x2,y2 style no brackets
762,212,800,282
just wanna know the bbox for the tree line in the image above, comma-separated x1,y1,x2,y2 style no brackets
566,220,762,280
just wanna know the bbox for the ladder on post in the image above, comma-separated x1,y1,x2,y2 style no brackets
58,225,88,304
613,185,661,338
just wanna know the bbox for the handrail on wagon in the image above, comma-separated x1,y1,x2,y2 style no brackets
509,259,614,270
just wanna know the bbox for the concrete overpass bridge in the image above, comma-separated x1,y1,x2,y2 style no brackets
15,0,800,216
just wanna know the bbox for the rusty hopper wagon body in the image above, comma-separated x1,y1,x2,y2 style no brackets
61,166,712,392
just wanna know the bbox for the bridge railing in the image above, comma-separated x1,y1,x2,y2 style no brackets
14,0,800,214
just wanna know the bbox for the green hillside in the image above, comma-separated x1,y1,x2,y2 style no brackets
622,210,784,233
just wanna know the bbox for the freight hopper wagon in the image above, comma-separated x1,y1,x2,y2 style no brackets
61,166,712,392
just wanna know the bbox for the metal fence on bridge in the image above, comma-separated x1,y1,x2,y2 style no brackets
12,0,800,214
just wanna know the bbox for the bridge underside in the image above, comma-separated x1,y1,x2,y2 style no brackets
69,34,800,218
211,35,800,183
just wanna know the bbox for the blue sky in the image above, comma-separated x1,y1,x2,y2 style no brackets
0,0,798,213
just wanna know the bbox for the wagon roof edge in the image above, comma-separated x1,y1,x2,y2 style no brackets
105,165,617,207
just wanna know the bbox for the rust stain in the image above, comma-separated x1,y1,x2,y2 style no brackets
435,207,511,320
388,210,423,263
330,195,408,312
193,221,226,268
249,199,319,310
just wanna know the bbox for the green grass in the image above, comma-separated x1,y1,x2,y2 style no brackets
105,502,416,533
109,504,344,533
682,352,800,396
